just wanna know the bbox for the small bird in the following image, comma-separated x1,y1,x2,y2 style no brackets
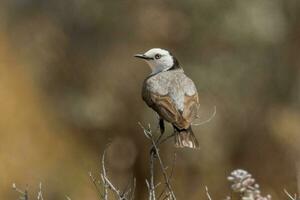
135,48,200,148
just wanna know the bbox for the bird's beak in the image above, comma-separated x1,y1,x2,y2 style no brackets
134,54,153,60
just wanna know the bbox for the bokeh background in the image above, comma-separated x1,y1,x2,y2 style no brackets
0,0,299,199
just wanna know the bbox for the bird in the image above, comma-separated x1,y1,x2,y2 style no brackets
134,48,200,149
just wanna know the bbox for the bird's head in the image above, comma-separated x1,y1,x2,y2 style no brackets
134,48,179,74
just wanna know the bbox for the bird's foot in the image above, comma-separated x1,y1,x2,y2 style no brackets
150,146,158,158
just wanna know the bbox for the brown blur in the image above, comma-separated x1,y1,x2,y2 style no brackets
0,0,299,199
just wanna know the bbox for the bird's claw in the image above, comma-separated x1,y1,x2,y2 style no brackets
150,146,158,157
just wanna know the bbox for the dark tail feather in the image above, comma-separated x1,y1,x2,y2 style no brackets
174,126,199,149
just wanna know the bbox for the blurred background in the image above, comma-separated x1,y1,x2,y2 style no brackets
0,0,299,199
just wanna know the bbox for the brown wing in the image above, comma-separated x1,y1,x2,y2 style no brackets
148,93,181,124
143,85,199,129
182,93,200,125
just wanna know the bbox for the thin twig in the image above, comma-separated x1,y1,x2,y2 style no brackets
296,161,300,197
37,182,44,200
65,195,72,200
157,153,177,200
103,176,122,197
205,186,212,200
25,189,29,200
157,133,175,146
12,183,29,200
130,178,136,200
150,152,156,200
139,122,177,200
101,149,108,200
169,153,177,181
12,183,26,196
284,189,298,200
192,106,217,126
150,133,176,199
146,180,152,200
89,172,103,199
98,146,135,200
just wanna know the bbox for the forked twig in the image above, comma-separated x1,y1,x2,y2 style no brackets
152,136,176,199
37,182,44,200
89,147,136,200
139,122,177,200
146,180,153,200
157,153,177,200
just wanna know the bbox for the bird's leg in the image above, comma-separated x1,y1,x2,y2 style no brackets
156,118,165,143
157,133,175,146
150,132,175,157
155,125,177,147
150,118,165,156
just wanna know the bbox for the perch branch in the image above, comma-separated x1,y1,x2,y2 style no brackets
157,153,177,200
139,122,177,200
150,151,156,200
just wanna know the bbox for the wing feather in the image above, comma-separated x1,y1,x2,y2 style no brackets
142,71,199,130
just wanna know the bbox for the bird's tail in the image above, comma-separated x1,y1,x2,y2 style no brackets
174,126,199,149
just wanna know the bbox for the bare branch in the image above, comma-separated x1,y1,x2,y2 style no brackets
103,176,122,197
157,153,177,200
205,186,212,200
98,147,135,200
130,178,136,200
284,189,298,200
138,122,153,139
157,133,175,146
65,195,72,200
89,171,103,199
37,182,44,200
101,149,109,200
146,179,152,200
139,121,177,200
12,183,29,200
150,152,156,200
152,138,176,199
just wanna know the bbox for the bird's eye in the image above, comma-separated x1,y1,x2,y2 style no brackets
155,54,161,59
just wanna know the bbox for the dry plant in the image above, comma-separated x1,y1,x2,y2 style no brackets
227,169,271,200
88,147,136,200
11,163,300,200
138,122,177,200
89,122,178,200
284,189,299,200
11,124,299,200
12,182,44,200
